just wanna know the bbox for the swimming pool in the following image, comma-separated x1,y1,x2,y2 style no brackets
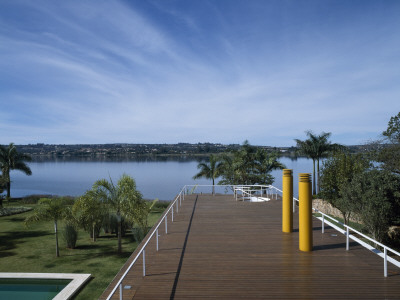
0,273,91,300
0,278,71,300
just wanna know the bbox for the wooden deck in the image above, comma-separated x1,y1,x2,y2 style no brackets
100,194,400,300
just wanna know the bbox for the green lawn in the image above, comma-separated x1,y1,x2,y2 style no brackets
0,206,165,299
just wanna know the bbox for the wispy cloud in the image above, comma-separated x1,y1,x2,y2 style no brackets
1,0,399,145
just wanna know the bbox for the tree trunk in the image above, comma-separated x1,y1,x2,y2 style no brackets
92,224,96,242
317,159,320,194
312,159,316,195
117,213,122,254
212,178,215,195
55,221,59,257
6,181,10,199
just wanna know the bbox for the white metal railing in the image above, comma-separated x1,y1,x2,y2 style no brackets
233,185,278,201
271,186,400,277
311,206,400,277
106,187,186,300
107,184,399,299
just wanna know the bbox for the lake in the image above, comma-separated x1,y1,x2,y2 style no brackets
7,156,313,200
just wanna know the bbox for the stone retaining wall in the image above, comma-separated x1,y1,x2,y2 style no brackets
312,199,362,223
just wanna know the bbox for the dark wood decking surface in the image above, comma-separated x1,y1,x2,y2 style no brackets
100,194,400,300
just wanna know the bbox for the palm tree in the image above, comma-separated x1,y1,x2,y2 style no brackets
295,131,342,195
92,174,143,254
73,190,108,242
0,143,32,201
255,149,286,185
193,154,223,194
25,197,69,257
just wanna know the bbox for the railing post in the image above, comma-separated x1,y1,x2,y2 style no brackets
322,215,325,233
119,283,123,300
176,199,178,212
172,206,174,222
156,228,159,251
165,216,168,234
346,227,349,250
143,249,146,277
293,197,295,213
384,247,388,277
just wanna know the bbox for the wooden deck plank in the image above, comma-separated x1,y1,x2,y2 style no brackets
100,194,400,300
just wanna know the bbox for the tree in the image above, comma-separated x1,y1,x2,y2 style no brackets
382,112,400,143
126,199,158,242
193,154,223,194
25,197,69,257
377,112,400,175
319,151,370,224
73,190,108,242
295,131,342,194
0,143,32,202
218,141,285,186
92,174,143,254
344,170,400,243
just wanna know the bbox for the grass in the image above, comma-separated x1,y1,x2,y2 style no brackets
0,203,165,300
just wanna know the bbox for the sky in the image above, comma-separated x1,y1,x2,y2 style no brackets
1,0,399,147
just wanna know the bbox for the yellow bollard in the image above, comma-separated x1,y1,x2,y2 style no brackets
282,169,293,233
299,173,313,252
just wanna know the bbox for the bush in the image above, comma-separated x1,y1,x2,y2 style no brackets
63,223,78,249
0,207,32,217
20,195,48,204
152,200,169,212
131,226,149,243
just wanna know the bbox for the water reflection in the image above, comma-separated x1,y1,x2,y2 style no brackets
10,156,312,200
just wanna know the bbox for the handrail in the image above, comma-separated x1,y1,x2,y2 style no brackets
105,187,186,300
107,184,400,298
270,186,400,277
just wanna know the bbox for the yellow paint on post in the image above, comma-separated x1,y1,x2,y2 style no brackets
299,173,313,252
282,169,293,233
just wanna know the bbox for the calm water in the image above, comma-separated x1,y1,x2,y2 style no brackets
0,278,70,300
8,157,312,200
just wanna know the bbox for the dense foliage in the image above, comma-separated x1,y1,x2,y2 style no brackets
218,141,285,186
319,151,370,224
377,112,400,175
342,170,400,242
89,174,145,254
319,112,400,244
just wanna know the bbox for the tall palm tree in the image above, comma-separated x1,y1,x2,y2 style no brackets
193,154,223,194
295,131,342,194
93,174,143,254
25,197,68,257
0,143,32,201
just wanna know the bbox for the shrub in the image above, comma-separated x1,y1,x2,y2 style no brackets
63,223,78,249
131,226,149,243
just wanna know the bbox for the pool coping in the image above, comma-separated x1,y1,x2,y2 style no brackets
0,272,91,300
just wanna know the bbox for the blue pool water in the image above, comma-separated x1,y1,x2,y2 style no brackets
0,279,71,300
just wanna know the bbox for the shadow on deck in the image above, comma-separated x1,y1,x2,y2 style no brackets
100,194,400,300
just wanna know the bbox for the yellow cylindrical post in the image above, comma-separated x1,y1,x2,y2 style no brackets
299,173,313,252
282,169,293,233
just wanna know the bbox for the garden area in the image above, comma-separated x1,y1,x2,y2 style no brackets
0,195,168,299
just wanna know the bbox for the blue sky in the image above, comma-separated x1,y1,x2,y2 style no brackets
1,0,399,146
